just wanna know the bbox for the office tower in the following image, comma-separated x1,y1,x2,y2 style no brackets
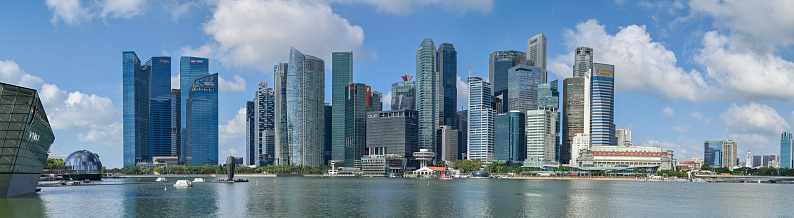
468,76,495,161
185,73,218,166
324,103,332,164
494,111,525,162
507,65,542,113
391,75,416,111
590,63,615,146
437,125,458,162
273,63,289,165
561,77,586,164
704,140,737,168
286,48,326,166
527,33,548,82
437,43,457,128
180,57,209,136
570,133,590,168
538,80,560,160
123,51,144,167
253,82,275,166
332,52,353,162
146,56,173,165
782,132,793,168
344,83,369,167
746,151,752,168
573,47,593,78
722,140,737,167
417,39,439,156
0,82,55,197
456,110,468,160
368,91,383,112
245,101,255,166
171,89,182,163
615,129,633,146
366,110,418,158
526,110,557,163
492,93,505,113
489,50,527,113
763,155,778,167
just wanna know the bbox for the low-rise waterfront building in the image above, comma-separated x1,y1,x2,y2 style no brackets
576,145,676,172
355,155,408,177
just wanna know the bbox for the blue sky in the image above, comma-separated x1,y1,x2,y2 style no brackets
1,0,793,168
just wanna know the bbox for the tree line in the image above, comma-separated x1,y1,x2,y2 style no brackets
103,165,329,175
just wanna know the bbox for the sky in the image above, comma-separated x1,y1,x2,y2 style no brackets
1,0,793,168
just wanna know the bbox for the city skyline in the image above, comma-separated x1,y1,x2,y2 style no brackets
1,1,793,168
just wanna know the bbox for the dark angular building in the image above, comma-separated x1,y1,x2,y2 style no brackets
489,50,528,113
0,83,55,197
186,73,219,166
366,110,418,159
332,52,353,162
494,112,526,162
344,83,369,167
456,110,468,160
562,77,586,164
437,43,457,128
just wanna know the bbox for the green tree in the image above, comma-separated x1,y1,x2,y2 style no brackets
701,163,711,171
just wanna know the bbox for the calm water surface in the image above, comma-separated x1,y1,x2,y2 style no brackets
2,177,793,217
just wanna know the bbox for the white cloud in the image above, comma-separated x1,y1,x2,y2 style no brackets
726,133,771,152
548,19,714,102
332,0,493,15
662,107,675,118
672,124,690,133
46,0,145,25
456,75,469,110
623,122,634,131
169,1,197,21
78,122,122,146
0,60,43,88
219,107,246,146
183,0,366,71
100,0,146,19
720,102,790,136
690,111,711,126
223,148,239,156
218,75,246,91
46,0,92,25
382,91,392,110
688,0,794,52
641,138,692,157
40,84,117,130
171,74,180,89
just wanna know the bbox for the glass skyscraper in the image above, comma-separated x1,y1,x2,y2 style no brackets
391,75,416,111
489,50,527,113
253,82,275,166
122,51,144,167
538,80,560,161
589,63,615,147
494,112,525,162
245,101,255,166
573,47,593,78
287,48,326,166
507,65,542,113
180,56,209,132
437,43,457,128
561,78,585,164
527,33,548,82
704,141,724,167
171,89,181,162
781,132,792,168
344,83,369,167
468,76,495,162
331,52,353,162
186,73,218,166
273,63,289,165
146,56,173,163
416,39,438,156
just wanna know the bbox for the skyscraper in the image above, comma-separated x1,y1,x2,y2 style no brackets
489,50,527,113
366,110,419,159
274,63,289,165
781,132,793,169
332,52,353,162
615,129,632,146
286,48,326,166
527,33,547,82
185,73,218,166
253,82,275,166
171,89,181,163
573,47,593,78
391,75,416,111
526,110,557,164
437,125,458,162
704,140,737,168
456,110,468,160
146,56,173,164
561,77,586,164
180,56,209,134
417,39,439,156
368,91,383,112
494,111,525,162
437,43,457,128
324,103,332,164
344,83,369,167
245,101,255,166
468,76,495,162
590,63,615,146
538,80,560,161
123,51,145,167
507,65,542,113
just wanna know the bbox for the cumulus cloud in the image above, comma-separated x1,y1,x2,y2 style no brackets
46,0,146,25
0,60,43,88
183,0,366,71
548,19,714,102
332,0,493,15
720,102,790,136
672,124,690,133
456,75,469,110
219,107,246,146
46,0,92,25
40,84,117,130
218,75,246,91
78,122,122,146
662,107,675,118
100,0,146,19
171,74,180,89
688,0,794,51
691,111,711,126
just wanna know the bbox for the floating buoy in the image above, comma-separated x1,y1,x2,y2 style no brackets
274,179,276,182
427,181,430,186
256,180,259,186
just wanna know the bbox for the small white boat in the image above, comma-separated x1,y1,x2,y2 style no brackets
155,177,167,182
193,178,206,183
173,180,192,187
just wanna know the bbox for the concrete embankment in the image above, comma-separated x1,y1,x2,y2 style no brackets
505,176,671,182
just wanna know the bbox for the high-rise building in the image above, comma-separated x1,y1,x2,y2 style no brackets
332,52,353,162
122,51,144,167
437,43,457,128
527,33,548,82
746,150,752,168
417,39,439,156
185,73,218,166
526,110,557,164
245,101,255,166
489,50,528,113
456,110,468,160
570,133,590,168
437,125,458,162
561,77,586,164
324,103,332,164
573,47,593,78
368,91,383,112
494,111,525,162
286,48,326,166
252,82,275,166
344,83,369,167
590,63,615,146
273,63,289,165
366,110,419,159
615,129,632,146
468,76,495,162
781,132,793,168
180,56,209,142
391,75,416,111
170,89,182,163
704,140,737,168
507,65,542,113
538,80,560,160
146,57,173,164
0,82,56,197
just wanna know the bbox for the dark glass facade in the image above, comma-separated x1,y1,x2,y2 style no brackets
171,89,181,163
344,83,368,167
437,43,457,128
366,110,418,159
562,78,585,164
494,112,525,162
416,39,438,155
64,150,102,174
704,141,723,167
391,79,416,111
489,50,527,113
186,73,218,166
331,52,353,162
145,57,173,163
286,48,325,166
456,110,468,160
0,83,55,197
273,63,289,165
253,82,275,166
245,101,255,166
122,51,143,167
